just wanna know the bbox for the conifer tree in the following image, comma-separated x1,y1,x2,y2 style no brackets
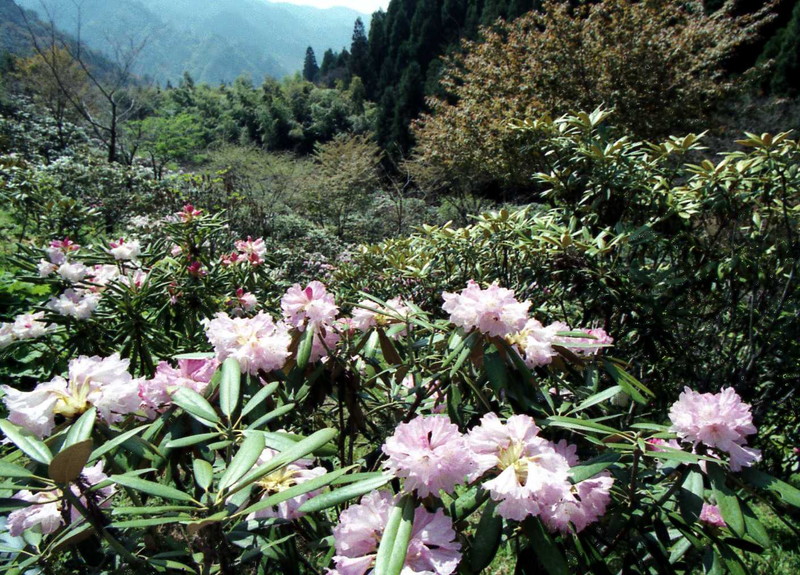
303,46,319,83
349,18,372,90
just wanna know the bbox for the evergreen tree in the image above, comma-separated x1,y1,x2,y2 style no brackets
349,18,372,90
367,10,387,98
320,48,337,82
303,46,319,83
761,0,800,96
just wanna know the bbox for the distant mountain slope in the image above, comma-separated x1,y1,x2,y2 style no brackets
14,0,366,83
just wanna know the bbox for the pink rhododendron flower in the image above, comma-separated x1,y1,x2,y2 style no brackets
7,461,115,536
45,237,79,265
442,280,530,337
281,281,338,330
668,387,761,471
1,381,61,437
108,238,142,260
234,236,267,265
699,503,727,528
0,324,13,348
247,448,327,521
330,490,461,575
350,297,412,337
507,319,564,368
203,311,292,375
178,203,203,222
467,413,613,531
382,415,476,497
48,288,101,319
10,312,52,340
139,358,219,416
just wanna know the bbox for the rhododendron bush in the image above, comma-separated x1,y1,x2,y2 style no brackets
2,220,799,575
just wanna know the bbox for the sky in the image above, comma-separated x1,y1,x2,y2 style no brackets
267,0,389,14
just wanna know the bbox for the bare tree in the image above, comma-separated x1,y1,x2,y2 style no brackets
16,0,148,163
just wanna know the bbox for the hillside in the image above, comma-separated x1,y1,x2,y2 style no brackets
14,0,366,83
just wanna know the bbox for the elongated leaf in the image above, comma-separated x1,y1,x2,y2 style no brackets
49,440,93,483
231,429,337,495
236,467,354,518
220,357,241,419
171,387,219,426
529,518,569,575
603,359,653,403
193,460,213,491
113,505,196,515
164,432,221,450
374,494,415,575
248,403,295,430
298,474,392,513
708,464,744,536
0,460,35,478
173,352,216,360
542,415,620,435
741,501,770,548
89,425,148,462
111,474,197,503
330,471,387,486
569,453,619,483
242,381,280,417
296,326,316,370
678,469,704,523
63,408,96,449
741,468,800,507
469,500,503,572
0,498,33,512
484,351,508,396
0,419,52,464
111,516,193,529
573,386,624,412
219,432,266,491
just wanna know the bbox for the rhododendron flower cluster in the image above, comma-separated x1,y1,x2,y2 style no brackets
467,413,613,531
668,387,761,471
177,203,203,222
507,319,614,368
382,415,477,497
1,353,142,437
7,462,115,537
226,288,258,316
247,448,327,521
282,281,340,361
222,236,267,266
329,490,461,575
443,280,530,337
39,238,82,278
203,311,292,375
0,312,53,349
108,238,142,260
48,288,101,319
139,357,219,417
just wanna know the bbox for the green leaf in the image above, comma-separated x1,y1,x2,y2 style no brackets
49,440,93,484
171,387,220,426
111,516,193,529
89,425,148,462
569,453,619,483
164,432,221,449
468,500,503,572
230,429,337,495
708,463,744,537
298,473,392,513
741,468,800,507
602,359,652,404
296,326,315,370
573,386,624,412
541,415,620,435
172,352,216,360
193,460,213,491
0,460,35,478
0,419,52,464
63,408,96,449
113,505,196,515
248,403,295,430
236,467,354,518
241,381,280,417
529,518,569,575
374,494,415,575
741,500,770,548
219,357,241,419
484,351,508,396
678,469,704,523
110,473,197,503
218,432,266,491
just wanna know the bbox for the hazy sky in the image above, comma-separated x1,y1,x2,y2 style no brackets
267,0,389,14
